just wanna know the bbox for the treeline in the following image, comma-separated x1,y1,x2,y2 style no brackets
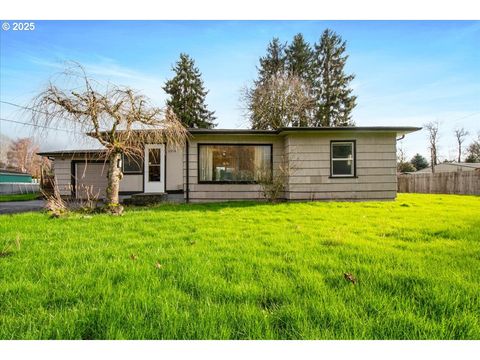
244,30,357,129
164,29,357,130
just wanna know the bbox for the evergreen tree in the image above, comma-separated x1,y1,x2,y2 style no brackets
313,29,357,127
285,33,314,84
410,153,429,170
465,133,480,163
256,38,286,84
163,53,216,128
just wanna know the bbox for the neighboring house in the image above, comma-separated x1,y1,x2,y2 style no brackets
0,169,39,195
415,162,480,174
38,126,420,202
0,169,33,183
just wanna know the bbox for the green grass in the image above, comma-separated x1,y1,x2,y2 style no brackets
0,193,40,202
0,194,479,339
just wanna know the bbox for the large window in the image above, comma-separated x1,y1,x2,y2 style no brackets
198,144,272,183
122,154,143,174
330,141,356,177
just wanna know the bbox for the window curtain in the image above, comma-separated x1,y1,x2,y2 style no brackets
199,146,213,181
254,146,271,180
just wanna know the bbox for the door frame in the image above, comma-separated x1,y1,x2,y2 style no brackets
144,144,165,193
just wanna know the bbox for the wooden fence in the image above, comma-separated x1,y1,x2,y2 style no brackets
397,171,480,195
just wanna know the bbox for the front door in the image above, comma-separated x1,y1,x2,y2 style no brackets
144,144,165,193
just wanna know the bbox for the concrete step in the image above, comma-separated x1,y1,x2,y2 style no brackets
123,193,168,206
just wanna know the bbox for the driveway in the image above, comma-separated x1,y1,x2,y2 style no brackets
0,200,45,215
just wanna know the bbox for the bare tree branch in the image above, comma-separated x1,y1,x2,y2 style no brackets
30,62,189,210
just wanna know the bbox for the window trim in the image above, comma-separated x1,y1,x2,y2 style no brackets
122,153,143,174
330,140,357,178
197,143,274,184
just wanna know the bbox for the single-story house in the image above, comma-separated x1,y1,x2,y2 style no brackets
414,162,480,174
38,126,420,202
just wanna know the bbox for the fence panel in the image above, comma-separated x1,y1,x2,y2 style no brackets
397,171,480,195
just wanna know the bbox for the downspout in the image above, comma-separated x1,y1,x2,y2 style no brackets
185,140,190,203
396,135,405,141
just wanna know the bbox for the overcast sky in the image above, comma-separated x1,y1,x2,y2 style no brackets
1,20,479,160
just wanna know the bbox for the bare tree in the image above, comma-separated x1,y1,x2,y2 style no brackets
6,137,47,178
454,128,469,163
424,121,440,173
242,73,316,130
31,63,189,213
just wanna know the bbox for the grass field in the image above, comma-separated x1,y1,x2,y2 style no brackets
0,193,40,202
0,194,479,339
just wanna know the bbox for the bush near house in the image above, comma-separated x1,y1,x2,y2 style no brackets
0,194,479,339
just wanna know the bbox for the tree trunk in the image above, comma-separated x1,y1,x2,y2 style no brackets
106,152,123,206
431,148,435,174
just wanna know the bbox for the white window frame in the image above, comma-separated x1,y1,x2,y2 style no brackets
330,141,355,178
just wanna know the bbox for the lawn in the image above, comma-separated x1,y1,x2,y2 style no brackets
0,193,40,202
0,194,479,340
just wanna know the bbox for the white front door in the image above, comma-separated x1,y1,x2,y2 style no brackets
144,144,165,193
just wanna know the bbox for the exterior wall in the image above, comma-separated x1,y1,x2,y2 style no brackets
76,162,108,198
284,132,397,200
166,147,184,191
185,135,284,202
51,148,182,198
53,159,73,196
120,174,143,192
48,131,399,201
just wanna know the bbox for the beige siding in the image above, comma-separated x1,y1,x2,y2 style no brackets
76,163,108,198
53,159,72,196
120,174,143,192
53,158,143,198
284,132,397,201
166,147,184,191
185,135,284,202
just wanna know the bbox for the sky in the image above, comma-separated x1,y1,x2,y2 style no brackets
1,20,479,160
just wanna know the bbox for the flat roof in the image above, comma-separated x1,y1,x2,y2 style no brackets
38,126,421,156
188,126,421,135
0,169,33,175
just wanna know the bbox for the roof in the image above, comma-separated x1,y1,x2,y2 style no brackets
0,169,32,176
415,162,480,173
37,149,105,156
188,126,421,135
38,126,421,157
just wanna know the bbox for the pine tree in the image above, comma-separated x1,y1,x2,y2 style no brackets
256,38,286,84
163,53,216,128
410,153,429,170
285,33,314,84
313,29,357,127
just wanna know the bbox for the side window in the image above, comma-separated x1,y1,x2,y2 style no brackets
331,141,355,177
122,154,143,174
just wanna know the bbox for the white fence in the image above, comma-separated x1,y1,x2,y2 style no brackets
0,183,40,195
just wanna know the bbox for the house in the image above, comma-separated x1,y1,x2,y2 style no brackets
38,126,420,202
0,169,33,183
0,169,40,195
414,162,480,174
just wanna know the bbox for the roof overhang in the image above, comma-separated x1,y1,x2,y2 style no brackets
189,126,421,136
38,126,421,157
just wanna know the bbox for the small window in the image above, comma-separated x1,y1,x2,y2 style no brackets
331,141,355,177
122,154,143,174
